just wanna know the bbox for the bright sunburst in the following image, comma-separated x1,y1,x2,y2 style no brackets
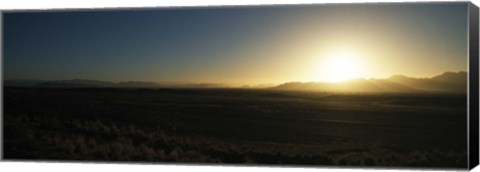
319,51,363,83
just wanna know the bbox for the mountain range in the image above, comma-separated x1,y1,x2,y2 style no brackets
4,79,227,88
273,71,467,93
4,71,468,93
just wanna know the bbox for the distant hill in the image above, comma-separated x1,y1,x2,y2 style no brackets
273,79,416,93
37,79,116,88
4,79,228,88
3,79,45,87
431,71,467,84
180,83,228,88
4,71,467,92
273,71,467,93
388,71,467,92
117,81,160,88
37,79,163,88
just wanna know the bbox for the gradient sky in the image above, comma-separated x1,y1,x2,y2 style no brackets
3,2,469,85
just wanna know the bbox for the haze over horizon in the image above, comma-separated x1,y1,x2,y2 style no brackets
4,3,468,85
5,70,467,91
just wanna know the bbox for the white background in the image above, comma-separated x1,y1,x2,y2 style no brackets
0,0,479,172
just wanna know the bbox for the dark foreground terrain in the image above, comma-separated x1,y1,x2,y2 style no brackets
3,87,467,168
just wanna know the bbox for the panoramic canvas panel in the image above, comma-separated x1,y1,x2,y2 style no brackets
2,2,476,169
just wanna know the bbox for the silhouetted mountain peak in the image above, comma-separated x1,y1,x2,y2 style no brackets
389,75,409,80
430,71,467,84
273,71,467,93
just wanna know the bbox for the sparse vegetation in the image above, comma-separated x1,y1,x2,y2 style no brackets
3,87,468,168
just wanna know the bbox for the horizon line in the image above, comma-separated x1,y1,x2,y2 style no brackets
4,70,468,87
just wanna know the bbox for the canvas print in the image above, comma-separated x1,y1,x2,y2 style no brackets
2,2,476,169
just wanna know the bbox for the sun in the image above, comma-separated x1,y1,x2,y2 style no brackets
318,51,363,83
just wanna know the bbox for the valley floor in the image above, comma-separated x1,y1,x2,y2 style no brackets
3,87,468,168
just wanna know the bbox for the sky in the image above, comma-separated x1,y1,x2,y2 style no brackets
3,2,469,85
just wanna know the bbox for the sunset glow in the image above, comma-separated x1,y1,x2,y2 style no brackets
318,51,363,83
3,3,471,167
3,3,468,86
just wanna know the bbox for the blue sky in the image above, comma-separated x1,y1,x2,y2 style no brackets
3,2,469,84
